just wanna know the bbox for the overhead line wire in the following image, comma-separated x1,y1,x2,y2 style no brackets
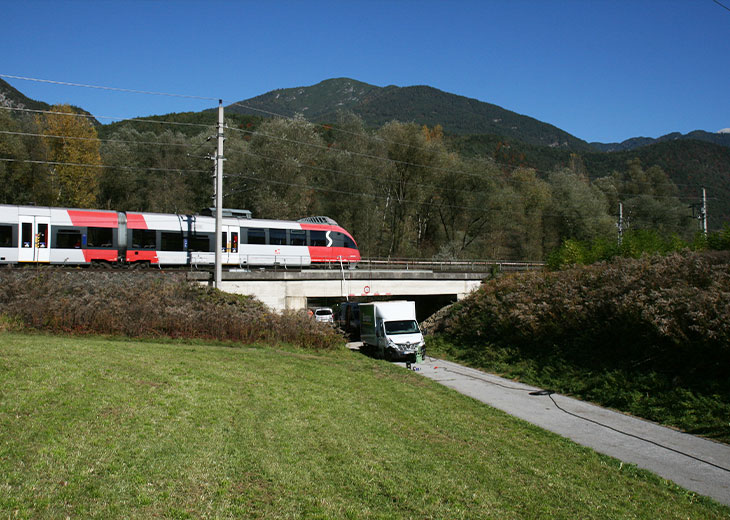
2,73,721,193
228,125,721,196
0,157,210,175
223,169,675,221
0,74,219,101
1,106,215,130
229,148,707,204
712,0,730,12
1,113,717,205
0,155,708,220
227,101,727,195
0,129,213,150
2,74,722,196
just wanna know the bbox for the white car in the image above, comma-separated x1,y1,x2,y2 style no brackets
313,307,334,323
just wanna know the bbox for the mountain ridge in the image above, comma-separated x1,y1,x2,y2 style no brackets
227,77,729,153
0,77,99,124
591,130,730,152
0,77,51,113
226,78,594,151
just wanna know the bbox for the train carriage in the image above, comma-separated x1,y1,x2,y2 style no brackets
0,204,360,268
0,205,121,265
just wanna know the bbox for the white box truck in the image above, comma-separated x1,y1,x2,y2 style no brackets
360,301,425,361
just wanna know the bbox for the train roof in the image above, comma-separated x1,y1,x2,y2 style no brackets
199,208,252,219
297,216,339,226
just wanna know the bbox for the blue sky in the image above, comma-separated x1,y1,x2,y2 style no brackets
2,0,728,143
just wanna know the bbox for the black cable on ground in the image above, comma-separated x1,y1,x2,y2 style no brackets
544,391,730,474
429,361,730,474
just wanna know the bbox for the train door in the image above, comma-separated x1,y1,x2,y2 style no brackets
18,215,51,263
221,226,239,265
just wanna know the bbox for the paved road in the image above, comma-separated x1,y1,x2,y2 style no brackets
357,346,730,506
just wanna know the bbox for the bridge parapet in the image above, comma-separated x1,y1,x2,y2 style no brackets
189,268,489,312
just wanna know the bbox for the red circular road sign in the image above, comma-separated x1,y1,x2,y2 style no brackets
363,285,370,294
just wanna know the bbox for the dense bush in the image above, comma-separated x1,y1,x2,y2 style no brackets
433,252,730,439
444,252,730,376
0,270,344,350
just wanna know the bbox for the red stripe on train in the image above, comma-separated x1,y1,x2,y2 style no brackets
82,249,118,262
125,213,148,230
308,246,360,262
67,210,118,228
126,250,159,263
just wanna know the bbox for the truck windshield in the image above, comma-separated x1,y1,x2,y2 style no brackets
384,320,420,335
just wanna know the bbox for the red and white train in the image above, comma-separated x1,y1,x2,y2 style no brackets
0,204,360,267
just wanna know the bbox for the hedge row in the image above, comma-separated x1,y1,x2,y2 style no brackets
0,270,343,350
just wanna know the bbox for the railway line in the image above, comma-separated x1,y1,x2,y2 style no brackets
2,257,544,275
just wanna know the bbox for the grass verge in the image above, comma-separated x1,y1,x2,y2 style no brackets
1,332,728,519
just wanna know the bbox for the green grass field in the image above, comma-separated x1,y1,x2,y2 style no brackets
1,333,727,519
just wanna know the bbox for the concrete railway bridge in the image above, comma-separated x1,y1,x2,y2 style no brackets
188,259,544,318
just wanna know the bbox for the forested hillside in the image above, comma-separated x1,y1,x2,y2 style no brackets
448,135,730,229
1,78,726,260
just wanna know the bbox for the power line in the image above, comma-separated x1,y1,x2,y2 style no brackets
0,129,212,150
231,147,707,205
223,169,651,222
228,121,725,195
0,74,219,102
1,105,215,130
0,156,708,223
1,110,716,206
0,133,706,211
0,73,471,157
712,0,730,12
229,148,500,198
3,75,721,196
2,74,724,207
0,157,210,175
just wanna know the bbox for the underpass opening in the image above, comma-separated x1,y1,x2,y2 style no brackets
306,293,458,329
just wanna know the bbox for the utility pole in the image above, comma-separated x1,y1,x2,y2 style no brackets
617,202,623,246
701,186,708,237
214,100,225,289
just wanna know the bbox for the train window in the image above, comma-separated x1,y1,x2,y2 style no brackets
86,227,113,248
131,229,156,249
55,229,82,249
247,228,266,245
21,223,32,248
330,232,344,248
269,228,286,245
310,231,327,247
188,233,211,252
161,232,184,251
37,224,48,248
328,232,357,249
0,225,13,247
289,230,306,246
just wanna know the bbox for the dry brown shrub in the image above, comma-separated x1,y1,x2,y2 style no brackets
442,251,730,377
0,270,344,350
